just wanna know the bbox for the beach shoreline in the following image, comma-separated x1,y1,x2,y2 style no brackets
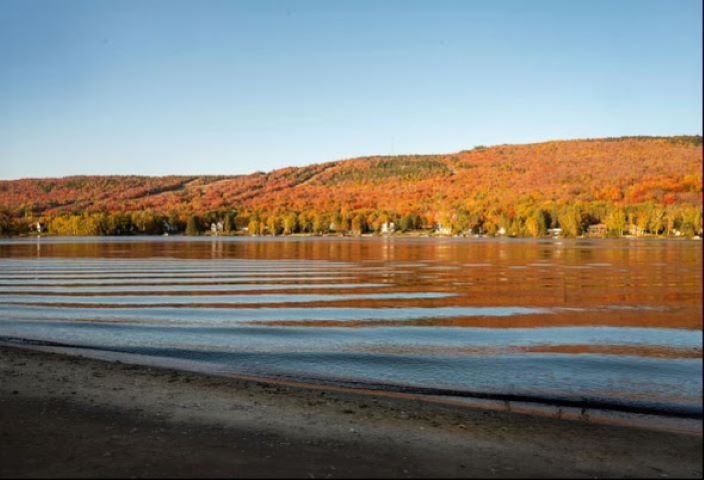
1,344,701,478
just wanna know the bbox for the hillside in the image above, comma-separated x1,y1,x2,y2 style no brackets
1,136,702,237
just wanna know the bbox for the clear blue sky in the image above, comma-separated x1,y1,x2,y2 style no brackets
1,0,701,179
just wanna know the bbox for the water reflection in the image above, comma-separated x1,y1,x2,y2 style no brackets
0,237,701,417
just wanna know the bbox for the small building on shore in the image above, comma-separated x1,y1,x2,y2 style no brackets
627,224,645,237
210,221,224,235
380,222,396,235
434,224,452,235
587,223,607,237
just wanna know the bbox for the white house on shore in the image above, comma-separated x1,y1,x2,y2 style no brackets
434,223,451,235
380,222,396,235
210,221,224,235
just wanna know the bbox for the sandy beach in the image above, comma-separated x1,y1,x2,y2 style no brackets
0,344,701,478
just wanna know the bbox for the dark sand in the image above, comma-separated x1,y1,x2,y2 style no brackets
0,345,701,478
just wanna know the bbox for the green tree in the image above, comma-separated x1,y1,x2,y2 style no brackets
185,215,200,236
351,214,367,234
298,211,314,233
693,206,703,236
398,214,413,232
167,210,182,233
107,212,134,235
223,212,237,233
335,211,351,233
0,207,12,236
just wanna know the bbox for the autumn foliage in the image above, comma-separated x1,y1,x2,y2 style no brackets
1,136,701,237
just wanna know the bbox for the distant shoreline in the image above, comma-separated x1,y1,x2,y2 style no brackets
3,231,702,240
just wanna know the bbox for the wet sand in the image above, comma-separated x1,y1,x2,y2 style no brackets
0,345,701,478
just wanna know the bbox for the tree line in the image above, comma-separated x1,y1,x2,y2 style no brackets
2,201,701,238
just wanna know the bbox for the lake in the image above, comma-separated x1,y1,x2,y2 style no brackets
0,236,701,425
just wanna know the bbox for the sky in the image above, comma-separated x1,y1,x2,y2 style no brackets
1,0,702,179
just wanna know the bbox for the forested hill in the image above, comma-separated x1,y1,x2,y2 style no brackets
1,136,702,237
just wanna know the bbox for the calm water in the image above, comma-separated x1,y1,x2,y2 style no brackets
0,236,701,419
